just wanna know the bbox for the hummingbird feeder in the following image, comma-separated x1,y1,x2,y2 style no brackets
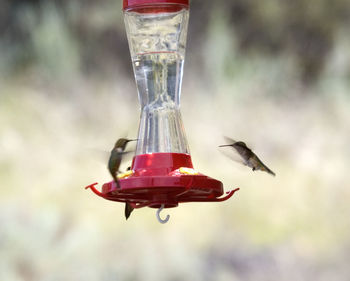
86,0,239,223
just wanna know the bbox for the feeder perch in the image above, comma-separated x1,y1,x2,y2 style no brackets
86,0,239,221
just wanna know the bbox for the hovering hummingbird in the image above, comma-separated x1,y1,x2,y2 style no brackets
108,138,137,220
219,137,275,176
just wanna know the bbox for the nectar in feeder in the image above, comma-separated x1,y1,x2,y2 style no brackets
86,0,239,223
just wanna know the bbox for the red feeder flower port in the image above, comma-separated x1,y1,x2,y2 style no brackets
86,0,239,223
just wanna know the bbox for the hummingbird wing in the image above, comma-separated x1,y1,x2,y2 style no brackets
232,142,255,164
223,136,237,144
85,147,110,163
219,136,248,165
85,147,134,165
222,137,253,149
116,150,134,156
219,145,246,165
119,151,135,169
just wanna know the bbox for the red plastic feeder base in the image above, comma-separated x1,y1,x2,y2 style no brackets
86,153,239,209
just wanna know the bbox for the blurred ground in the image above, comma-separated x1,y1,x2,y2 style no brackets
1,0,350,280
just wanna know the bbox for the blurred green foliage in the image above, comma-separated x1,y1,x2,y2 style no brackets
1,0,350,280
1,0,350,85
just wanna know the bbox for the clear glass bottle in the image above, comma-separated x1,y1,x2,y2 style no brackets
124,1,190,155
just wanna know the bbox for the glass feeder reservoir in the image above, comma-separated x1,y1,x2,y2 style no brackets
86,0,239,222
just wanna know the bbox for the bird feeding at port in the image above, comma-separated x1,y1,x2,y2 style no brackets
85,0,239,224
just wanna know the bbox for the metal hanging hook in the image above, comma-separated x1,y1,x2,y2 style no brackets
156,204,170,224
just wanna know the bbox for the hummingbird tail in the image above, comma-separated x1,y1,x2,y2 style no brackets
125,203,134,220
267,169,276,177
262,165,276,177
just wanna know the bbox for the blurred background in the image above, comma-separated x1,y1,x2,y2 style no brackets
1,0,350,280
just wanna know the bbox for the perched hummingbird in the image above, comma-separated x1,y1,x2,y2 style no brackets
108,138,137,220
219,137,275,176
108,138,136,186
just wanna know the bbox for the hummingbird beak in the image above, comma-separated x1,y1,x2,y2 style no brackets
128,139,139,142
219,144,232,147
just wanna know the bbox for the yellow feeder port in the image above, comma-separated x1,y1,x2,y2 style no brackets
117,170,133,179
179,167,199,175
